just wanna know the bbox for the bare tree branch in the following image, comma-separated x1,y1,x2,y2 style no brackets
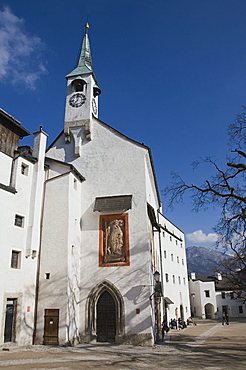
164,105,246,295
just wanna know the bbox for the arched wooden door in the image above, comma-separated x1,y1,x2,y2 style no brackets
96,291,116,342
205,303,214,319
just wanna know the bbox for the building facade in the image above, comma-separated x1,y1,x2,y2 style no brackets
158,213,190,323
0,109,47,345
0,24,190,346
189,273,246,320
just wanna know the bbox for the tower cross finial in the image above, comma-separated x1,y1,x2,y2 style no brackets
84,22,89,34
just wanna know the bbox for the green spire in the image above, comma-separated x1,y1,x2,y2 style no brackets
66,22,94,78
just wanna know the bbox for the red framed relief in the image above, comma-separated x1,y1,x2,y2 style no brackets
99,213,130,267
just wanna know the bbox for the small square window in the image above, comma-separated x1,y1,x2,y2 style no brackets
21,163,29,175
45,273,50,280
14,215,24,227
205,290,210,298
11,250,21,269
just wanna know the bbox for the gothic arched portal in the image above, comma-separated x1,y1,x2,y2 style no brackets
85,280,125,343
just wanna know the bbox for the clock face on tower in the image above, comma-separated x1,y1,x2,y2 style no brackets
92,98,97,115
69,93,86,108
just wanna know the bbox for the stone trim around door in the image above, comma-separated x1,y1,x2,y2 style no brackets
84,280,125,343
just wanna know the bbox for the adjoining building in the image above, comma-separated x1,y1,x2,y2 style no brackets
0,23,190,346
189,273,246,320
158,213,190,323
0,109,47,345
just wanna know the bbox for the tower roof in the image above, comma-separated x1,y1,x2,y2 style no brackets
66,23,95,78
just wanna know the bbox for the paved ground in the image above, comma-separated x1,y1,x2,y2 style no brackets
0,319,246,369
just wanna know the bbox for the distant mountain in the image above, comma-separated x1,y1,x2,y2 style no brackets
186,246,228,275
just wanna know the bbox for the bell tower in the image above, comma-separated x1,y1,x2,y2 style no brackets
64,23,101,145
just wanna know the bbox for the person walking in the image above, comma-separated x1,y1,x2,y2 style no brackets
222,314,226,325
225,313,229,325
161,320,169,341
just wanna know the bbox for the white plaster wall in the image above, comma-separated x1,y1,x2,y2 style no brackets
189,280,203,318
47,118,157,342
46,162,74,180
216,291,246,319
0,152,12,185
144,156,159,210
189,280,217,319
144,154,162,281
36,172,82,344
0,156,41,345
200,281,217,318
67,174,82,343
36,174,70,344
27,132,47,257
159,213,190,322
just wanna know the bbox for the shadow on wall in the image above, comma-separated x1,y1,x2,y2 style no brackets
48,129,87,163
36,230,154,346
124,285,146,304
36,271,84,345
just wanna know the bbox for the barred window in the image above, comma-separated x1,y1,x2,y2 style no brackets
14,215,24,227
11,250,21,269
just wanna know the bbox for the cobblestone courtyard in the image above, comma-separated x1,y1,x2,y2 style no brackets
0,319,246,369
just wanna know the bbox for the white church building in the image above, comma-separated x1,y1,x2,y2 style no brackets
0,24,190,346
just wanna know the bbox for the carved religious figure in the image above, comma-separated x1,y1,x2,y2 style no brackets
106,219,124,256
99,213,130,267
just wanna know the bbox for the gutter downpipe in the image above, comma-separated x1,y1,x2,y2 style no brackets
32,177,47,345
157,209,166,324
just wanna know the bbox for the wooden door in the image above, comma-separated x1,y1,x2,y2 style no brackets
97,291,116,342
4,299,17,342
43,309,59,345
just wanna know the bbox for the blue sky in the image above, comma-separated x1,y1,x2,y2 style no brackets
1,0,246,247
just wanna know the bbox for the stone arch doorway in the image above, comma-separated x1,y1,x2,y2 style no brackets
205,303,214,319
85,280,125,343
